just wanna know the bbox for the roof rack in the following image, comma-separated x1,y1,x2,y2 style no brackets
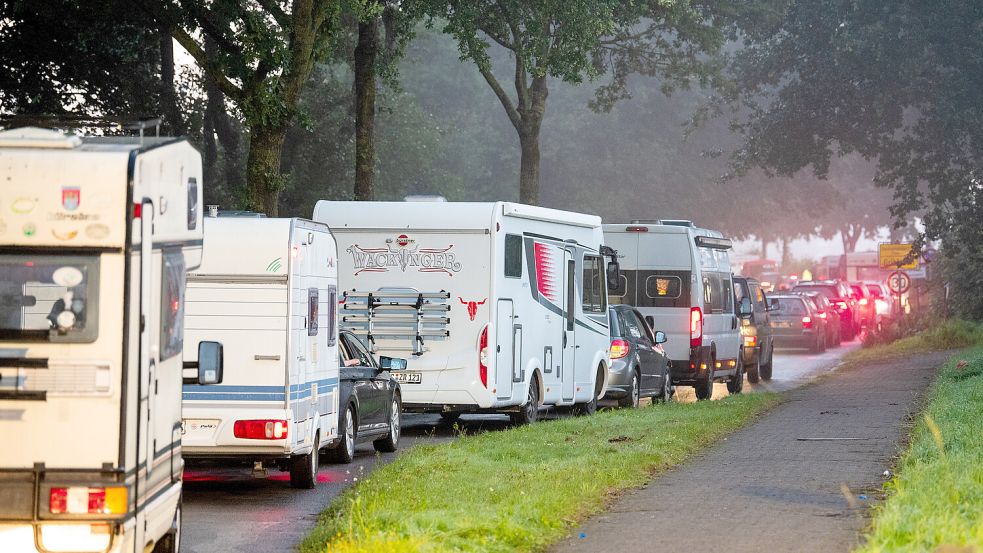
340,290,451,356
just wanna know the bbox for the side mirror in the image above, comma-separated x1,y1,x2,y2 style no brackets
739,296,753,317
197,341,224,385
606,261,621,289
654,331,667,344
379,356,407,371
645,315,655,328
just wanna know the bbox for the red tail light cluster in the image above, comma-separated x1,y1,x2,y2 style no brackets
743,335,757,348
478,325,489,388
690,307,703,347
610,339,630,359
859,298,869,306
835,301,848,310
233,420,288,440
801,316,813,329
818,311,828,320
49,486,127,515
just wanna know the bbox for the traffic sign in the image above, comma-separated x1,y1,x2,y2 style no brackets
888,270,911,295
879,243,919,269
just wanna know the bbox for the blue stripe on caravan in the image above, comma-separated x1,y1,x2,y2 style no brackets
182,392,285,401
182,378,339,402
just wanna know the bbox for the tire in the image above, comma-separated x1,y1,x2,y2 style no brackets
618,370,641,408
374,395,401,453
810,335,822,354
694,356,714,401
510,376,540,425
726,358,744,394
654,365,673,403
760,349,773,381
289,431,319,489
330,404,356,464
152,504,181,553
439,412,461,424
573,366,603,415
746,360,760,383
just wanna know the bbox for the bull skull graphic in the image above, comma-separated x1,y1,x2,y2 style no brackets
459,297,487,321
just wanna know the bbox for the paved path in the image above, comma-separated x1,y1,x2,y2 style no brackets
554,350,950,553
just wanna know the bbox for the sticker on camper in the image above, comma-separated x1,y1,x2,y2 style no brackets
61,186,81,211
458,297,487,321
348,236,462,276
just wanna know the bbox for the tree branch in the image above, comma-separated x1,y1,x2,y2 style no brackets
477,64,522,132
175,0,245,58
255,0,289,28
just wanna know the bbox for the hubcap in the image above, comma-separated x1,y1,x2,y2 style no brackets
311,434,319,473
631,375,639,406
345,409,355,457
390,400,400,443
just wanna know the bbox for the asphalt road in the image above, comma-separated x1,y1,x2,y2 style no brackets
181,339,860,553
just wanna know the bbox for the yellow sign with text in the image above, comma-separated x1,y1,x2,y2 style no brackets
879,243,919,269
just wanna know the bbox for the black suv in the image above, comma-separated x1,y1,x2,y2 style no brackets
734,276,775,383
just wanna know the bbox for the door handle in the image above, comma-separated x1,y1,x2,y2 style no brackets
562,332,568,348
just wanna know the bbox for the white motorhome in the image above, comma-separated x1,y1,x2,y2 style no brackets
313,201,616,423
603,220,742,400
181,216,341,488
0,128,222,553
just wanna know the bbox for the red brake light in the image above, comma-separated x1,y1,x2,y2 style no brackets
801,316,812,328
478,325,489,388
690,307,703,347
859,298,868,306
626,226,648,232
233,420,288,440
819,312,827,320
610,339,630,359
49,488,67,514
743,335,757,348
836,301,848,310
50,487,127,514
132,203,142,219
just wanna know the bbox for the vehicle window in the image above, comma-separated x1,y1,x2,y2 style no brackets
608,269,636,306
645,275,682,300
326,286,337,347
633,310,655,341
699,247,717,270
307,288,319,337
608,310,620,334
342,333,374,367
753,285,767,312
733,280,747,304
793,284,839,301
774,298,807,315
636,270,690,308
0,254,100,343
582,255,605,314
623,312,643,340
160,249,186,359
703,273,733,314
504,234,522,278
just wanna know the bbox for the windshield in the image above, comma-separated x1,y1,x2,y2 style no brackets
773,297,807,315
792,284,839,301
0,255,100,342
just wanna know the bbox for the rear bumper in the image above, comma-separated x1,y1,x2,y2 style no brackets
774,332,818,348
669,346,712,385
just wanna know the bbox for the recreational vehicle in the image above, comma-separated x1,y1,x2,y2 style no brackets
604,221,742,400
0,127,221,553
181,216,343,487
313,201,618,423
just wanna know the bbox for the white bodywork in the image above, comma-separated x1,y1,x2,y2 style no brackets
313,201,611,413
0,128,203,553
181,217,340,459
603,223,740,372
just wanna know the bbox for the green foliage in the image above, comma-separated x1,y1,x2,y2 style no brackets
857,348,983,552
301,393,779,553
846,319,983,365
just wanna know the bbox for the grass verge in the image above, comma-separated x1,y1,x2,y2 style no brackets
857,346,983,552
844,319,983,365
302,393,780,553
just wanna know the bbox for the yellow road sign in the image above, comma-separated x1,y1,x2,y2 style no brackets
879,243,919,269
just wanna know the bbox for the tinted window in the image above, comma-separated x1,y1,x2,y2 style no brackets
645,275,682,300
608,270,637,306
160,250,186,359
582,255,605,314
773,298,807,315
703,272,733,314
307,288,319,337
793,284,840,300
504,234,522,278
622,311,643,339
326,286,337,346
752,285,767,312
636,270,691,308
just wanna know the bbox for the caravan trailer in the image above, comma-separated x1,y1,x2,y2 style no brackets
313,201,617,423
0,128,221,553
181,216,342,487
604,221,742,400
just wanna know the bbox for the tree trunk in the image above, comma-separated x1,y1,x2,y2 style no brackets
353,18,378,201
158,28,185,136
518,129,541,205
780,235,791,267
246,125,288,216
760,238,769,259
841,224,860,253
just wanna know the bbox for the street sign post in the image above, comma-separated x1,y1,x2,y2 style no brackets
879,243,919,269
888,270,911,295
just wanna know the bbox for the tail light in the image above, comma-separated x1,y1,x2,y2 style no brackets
801,316,813,329
49,487,127,515
859,298,869,306
690,307,703,348
233,420,288,440
818,311,828,320
836,301,848,310
610,339,630,359
743,335,757,348
132,203,142,219
626,226,648,232
478,325,489,388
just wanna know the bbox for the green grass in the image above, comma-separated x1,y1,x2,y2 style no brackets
857,346,983,552
302,393,780,553
844,319,983,365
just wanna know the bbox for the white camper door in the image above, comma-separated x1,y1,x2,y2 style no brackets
495,300,514,399
560,252,576,401
139,202,157,481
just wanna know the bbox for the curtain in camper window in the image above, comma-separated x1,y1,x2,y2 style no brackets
308,288,319,336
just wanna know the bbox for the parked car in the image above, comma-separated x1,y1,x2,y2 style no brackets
733,276,776,383
768,294,828,353
791,280,858,340
604,305,673,407
793,289,842,347
333,330,404,463
848,282,877,331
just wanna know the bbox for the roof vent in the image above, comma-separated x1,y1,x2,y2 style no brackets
658,219,695,228
404,195,447,202
0,127,82,149
629,219,660,224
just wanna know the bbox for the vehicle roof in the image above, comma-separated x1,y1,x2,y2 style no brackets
602,222,725,238
192,217,330,277
316,201,601,230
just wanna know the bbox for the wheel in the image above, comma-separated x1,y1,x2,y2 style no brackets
510,377,540,425
746,360,760,383
152,504,181,553
694,356,714,401
618,370,640,408
439,412,461,424
374,395,401,453
760,349,773,381
726,358,744,394
329,403,356,464
810,334,822,353
289,431,319,489
654,365,673,403
573,393,598,416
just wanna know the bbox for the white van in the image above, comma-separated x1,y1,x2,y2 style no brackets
0,128,222,553
603,220,742,400
313,201,617,423
181,216,340,488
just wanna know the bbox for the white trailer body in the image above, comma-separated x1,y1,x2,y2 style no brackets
181,217,340,482
603,222,740,388
313,201,611,415
0,128,207,553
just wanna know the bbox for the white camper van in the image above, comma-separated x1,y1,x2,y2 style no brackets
603,221,742,400
181,216,341,487
313,201,617,423
0,128,222,553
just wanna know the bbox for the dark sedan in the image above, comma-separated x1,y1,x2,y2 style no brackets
603,305,673,407
329,330,403,463
768,294,827,353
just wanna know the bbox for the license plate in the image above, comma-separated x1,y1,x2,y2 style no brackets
391,371,422,384
774,321,792,328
